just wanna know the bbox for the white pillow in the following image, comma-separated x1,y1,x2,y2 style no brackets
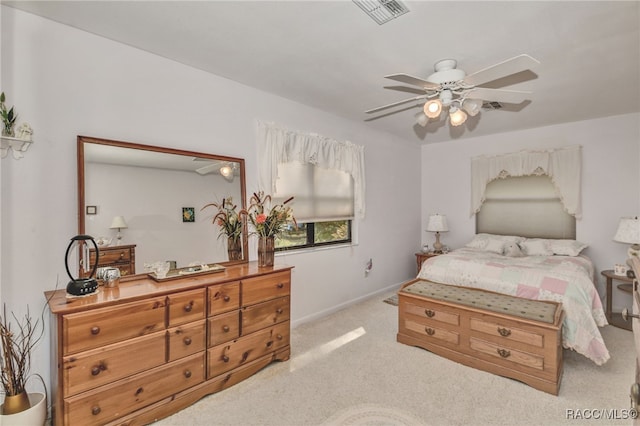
465,233,524,253
519,239,554,256
548,239,588,256
485,238,506,254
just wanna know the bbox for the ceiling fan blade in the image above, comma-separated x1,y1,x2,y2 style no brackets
365,95,427,114
464,87,532,104
384,73,440,91
463,54,540,87
195,163,218,175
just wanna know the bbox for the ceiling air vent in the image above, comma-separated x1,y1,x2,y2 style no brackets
353,0,410,25
482,101,504,110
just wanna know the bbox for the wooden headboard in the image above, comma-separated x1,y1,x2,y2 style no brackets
476,175,576,239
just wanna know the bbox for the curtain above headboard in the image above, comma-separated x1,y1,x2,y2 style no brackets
470,145,582,219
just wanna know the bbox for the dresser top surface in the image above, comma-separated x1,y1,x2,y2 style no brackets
45,262,293,315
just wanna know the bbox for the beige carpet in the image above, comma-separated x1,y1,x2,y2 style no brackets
155,291,635,426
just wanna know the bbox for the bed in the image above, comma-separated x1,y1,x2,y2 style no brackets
417,235,609,366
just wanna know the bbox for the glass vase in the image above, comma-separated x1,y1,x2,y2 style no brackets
257,236,275,267
227,236,243,261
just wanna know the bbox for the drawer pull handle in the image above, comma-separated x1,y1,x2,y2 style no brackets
90,326,100,335
276,334,283,340
184,302,193,312
266,341,273,348
91,362,106,376
91,406,101,416
425,327,435,336
135,387,143,396
222,325,230,332
119,252,124,259
184,370,192,379
497,349,511,358
241,351,249,363
497,327,511,337
183,337,192,346
276,308,283,315
277,283,284,289
425,309,435,318
222,355,230,363
223,295,230,302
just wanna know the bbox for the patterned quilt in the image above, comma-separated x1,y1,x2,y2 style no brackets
417,248,610,365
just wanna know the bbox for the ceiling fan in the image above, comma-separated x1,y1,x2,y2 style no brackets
365,54,540,127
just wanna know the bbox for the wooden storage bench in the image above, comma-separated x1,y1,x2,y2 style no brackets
397,279,564,395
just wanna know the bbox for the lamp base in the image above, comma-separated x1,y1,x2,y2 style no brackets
629,244,640,259
433,232,443,254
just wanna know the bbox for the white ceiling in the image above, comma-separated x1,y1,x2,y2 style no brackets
4,1,639,144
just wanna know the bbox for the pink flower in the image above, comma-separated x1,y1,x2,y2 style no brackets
256,213,267,224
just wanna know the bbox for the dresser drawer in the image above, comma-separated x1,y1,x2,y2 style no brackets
91,247,132,265
63,297,167,355
470,337,544,371
242,271,291,306
402,300,460,327
208,311,240,346
470,317,544,348
242,296,290,335
64,353,204,426
168,289,206,327
62,331,166,398
208,281,241,316
168,319,206,362
207,321,290,379
403,318,460,346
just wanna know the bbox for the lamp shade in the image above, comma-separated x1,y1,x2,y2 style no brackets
426,214,449,233
110,216,128,230
614,216,640,244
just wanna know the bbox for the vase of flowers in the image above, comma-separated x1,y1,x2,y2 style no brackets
201,197,243,261
244,191,295,267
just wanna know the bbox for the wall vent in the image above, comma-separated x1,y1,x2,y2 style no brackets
353,0,410,25
482,101,504,110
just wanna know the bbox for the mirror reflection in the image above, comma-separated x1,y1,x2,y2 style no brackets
78,136,247,277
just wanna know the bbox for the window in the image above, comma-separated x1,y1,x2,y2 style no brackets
273,162,354,250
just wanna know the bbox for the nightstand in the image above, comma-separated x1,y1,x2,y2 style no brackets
601,269,634,331
415,252,440,274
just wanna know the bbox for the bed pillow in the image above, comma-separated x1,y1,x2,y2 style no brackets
519,239,554,256
465,234,525,255
548,239,588,256
484,238,507,254
504,242,525,257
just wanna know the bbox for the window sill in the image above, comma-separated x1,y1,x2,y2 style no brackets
276,241,358,256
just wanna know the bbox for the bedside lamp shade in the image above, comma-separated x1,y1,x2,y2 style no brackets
426,214,448,253
614,216,640,258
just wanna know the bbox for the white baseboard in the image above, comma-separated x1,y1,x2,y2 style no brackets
291,281,403,329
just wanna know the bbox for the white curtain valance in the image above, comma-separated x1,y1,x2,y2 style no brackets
257,121,366,219
471,145,582,219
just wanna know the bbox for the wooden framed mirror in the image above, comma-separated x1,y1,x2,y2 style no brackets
78,135,247,278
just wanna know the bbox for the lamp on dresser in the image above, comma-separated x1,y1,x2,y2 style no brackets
426,213,448,254
110,215,128,245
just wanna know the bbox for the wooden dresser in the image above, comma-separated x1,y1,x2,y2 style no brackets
89,244,136,276
45,262,292,425
397,279,564,395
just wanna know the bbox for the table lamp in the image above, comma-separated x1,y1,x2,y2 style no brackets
427,214,449,253
614,216,640,259
110,215,128,245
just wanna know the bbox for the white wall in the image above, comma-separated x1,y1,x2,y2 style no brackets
0,6,422,398
421,113,640,312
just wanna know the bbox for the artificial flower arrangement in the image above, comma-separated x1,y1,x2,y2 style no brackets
201,197,243,242
244,191,296,238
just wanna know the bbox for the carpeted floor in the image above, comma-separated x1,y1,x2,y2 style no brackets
155,291,635,426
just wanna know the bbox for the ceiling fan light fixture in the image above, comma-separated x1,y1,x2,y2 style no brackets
415,111,429,127
423,99,442,118
449,108,467,126
462,98,483,117
220,164,234,181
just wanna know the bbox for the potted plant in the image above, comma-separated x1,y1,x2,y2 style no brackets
201,197,244,261
0,305,47,424
0,92,17,137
